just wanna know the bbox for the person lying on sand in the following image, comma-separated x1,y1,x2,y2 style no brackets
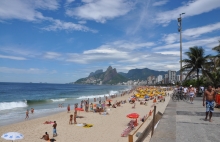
41,132,49,140
44,121,54,124
99,112,109,115
76,116,84,118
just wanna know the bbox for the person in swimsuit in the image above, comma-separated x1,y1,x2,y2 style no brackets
53,121,57,137
74,111,77,124
69,114,73,124
188,85,195,104
203,85,216,122
67,104,70,113
41,132,49,140
25,109,29,120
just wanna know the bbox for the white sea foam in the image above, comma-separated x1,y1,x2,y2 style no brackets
0,101,28,111
50,98,66,102
109,90,119,95
77,90,119,99
77,94,107,99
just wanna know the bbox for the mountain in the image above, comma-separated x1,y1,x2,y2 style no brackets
88,69,103,77
75,66,128,85
119,68,167,80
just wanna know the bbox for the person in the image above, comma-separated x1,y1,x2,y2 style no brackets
67,104,70,113
203,85,216,122
53,121,57,137
188,85,195,104
183,86,188,96
74,111,77,124
31,108,34,114
25,109,29,119
69,114,73,124
41,132,49,140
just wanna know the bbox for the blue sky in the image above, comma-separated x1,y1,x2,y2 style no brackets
0,0,220,83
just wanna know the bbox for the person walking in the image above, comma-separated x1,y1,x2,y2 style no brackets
203,85,216,122
188,85,195,104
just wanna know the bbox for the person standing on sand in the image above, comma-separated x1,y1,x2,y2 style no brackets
69,114,73,124
74,111,77,124
25,109,29,119
53,121,57,137
67,104,70,113
203,85,216,122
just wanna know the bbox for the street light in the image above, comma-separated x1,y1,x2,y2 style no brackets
177,13,185,85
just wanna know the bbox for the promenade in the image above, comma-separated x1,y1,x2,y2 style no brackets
150,96,220,142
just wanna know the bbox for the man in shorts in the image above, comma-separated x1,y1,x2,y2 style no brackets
53,121,57,137
203,85,216,122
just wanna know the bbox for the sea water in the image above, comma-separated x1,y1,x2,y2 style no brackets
0,82,131,126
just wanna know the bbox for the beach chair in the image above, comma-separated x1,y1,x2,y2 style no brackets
121,127,132,137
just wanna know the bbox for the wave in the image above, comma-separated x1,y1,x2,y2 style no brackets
0,101,28,111
109,90,119,95
77,90,119,99
50,98,66,102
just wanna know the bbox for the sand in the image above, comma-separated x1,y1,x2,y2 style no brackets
0,89,172,142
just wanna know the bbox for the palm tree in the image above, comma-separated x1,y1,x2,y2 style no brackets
212,40,220,68
204,41,220,87
181,46,210,94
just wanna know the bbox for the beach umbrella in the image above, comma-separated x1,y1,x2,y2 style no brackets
145,95,149,98
126,113,139,126
126,113,139,118
1,132,24,142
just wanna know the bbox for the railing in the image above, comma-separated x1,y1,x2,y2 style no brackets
128,106,155,142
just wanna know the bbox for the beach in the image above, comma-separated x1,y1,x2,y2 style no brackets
0,87,171,142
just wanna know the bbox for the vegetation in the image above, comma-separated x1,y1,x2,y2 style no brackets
182,41,220,88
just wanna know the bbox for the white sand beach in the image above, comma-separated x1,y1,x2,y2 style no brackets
0,88,172,142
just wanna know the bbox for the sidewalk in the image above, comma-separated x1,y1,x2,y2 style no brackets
150,96,220,142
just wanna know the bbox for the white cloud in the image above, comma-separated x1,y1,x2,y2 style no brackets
0,67,47,74
0,0,94,33
0,47,40,58
155,0,220,25
152,0,168,7
100,40,155,50
78,20,87,24
66,0,134,23
0,0,59,21
0,54,27,60
163,22,220,44
155,51,180,56
43,52,62,59
154,36,220,51
42,19,97,32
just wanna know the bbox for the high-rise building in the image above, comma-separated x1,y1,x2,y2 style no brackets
168,70,176,83
157,75,163,83
164,74,168,84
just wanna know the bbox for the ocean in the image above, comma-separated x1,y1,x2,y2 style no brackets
0,82,131,126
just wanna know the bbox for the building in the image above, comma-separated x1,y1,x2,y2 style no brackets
164,74,168,84
157,75,163,83
177,75,180,82
168,70,176,83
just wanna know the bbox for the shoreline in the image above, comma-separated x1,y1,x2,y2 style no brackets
0,87,172,142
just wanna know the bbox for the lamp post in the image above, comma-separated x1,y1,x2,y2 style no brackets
178,13,185,85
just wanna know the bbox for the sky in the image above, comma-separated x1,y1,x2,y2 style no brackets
0,0,220,83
